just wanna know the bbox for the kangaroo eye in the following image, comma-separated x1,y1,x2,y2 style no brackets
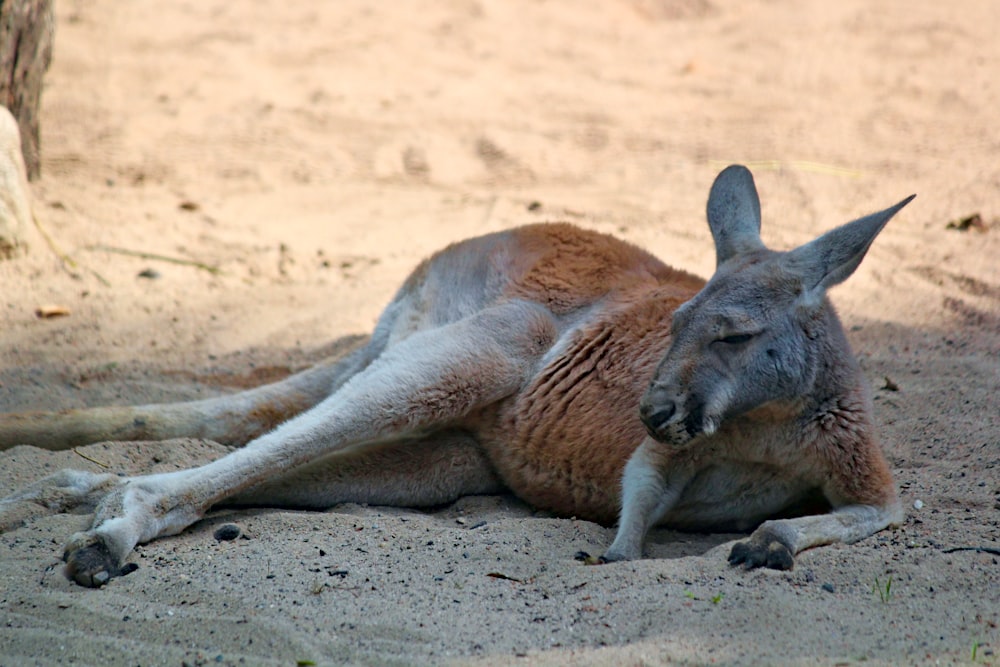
718,333,754,345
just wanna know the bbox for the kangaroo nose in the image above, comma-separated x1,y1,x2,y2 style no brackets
640,398,676,434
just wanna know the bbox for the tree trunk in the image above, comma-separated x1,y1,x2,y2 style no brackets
0,0,54,181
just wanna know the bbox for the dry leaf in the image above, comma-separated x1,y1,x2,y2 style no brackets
35,304,71,319
946,213,988,232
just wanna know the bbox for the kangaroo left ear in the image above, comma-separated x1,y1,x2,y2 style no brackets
783,195,915,300
706,165,765,266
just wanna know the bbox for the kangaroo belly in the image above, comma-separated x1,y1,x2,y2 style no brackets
482,392,647,524
662,462,826,532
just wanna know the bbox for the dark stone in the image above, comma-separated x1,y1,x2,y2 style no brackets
213,523,241,541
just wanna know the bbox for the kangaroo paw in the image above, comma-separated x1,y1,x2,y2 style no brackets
727,538,794,571
63,533,138,587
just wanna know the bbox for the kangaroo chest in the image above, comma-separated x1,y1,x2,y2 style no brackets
475,295,682,523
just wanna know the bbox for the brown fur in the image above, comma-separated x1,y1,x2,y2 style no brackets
504,223,702,312
482,287,701,522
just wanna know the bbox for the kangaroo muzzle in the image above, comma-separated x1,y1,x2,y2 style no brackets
639,384,687,444
639,396,675,434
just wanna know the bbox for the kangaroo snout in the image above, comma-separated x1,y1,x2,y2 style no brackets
639,385,684,443
639,397,675,431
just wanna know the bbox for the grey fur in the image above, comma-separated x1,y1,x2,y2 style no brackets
607,167,913,564
706,164,765,266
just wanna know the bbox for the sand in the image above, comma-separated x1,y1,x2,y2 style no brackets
1,1,998,665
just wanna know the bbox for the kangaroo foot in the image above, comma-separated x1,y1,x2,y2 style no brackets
63,532,138,587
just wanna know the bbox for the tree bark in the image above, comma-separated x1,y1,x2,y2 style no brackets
0,0,54,181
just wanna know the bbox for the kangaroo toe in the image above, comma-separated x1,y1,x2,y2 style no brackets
574,550,612,566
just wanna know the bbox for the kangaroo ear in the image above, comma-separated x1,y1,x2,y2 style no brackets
706,165,765,266
784,195,916,298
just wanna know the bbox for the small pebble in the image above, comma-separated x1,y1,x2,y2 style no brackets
913,499,924,510
213,523,241,541
821,583,835,593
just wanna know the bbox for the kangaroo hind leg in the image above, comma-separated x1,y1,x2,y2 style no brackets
226,429,504,509
59,299,556,586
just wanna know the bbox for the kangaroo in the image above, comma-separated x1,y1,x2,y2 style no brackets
0,166,912,587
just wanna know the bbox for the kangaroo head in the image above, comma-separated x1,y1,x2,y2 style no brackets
640,165,915,446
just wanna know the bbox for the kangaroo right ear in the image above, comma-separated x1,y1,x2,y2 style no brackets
784,194,916,301
706,165,765,266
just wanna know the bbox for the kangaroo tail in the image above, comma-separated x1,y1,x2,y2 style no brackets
0,340,371,451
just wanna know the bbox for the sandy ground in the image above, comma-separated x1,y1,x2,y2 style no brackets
1,0,999,665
